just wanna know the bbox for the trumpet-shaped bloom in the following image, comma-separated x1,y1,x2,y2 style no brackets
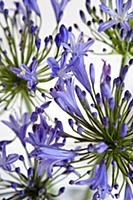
63,32,94,57
23,0,40,16
27,112,73,177
68,56,92,93
51,79,82,117
124,182,133,200
73,160,111,199
0,144,19,171
10,59,38,90
31,146,76,177
50,0,70,22
47,53,70,79
98,0,133,32
26,115,64,148
2,113,31,146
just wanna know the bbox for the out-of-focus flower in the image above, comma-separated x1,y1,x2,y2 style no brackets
77,0,133,61
0,108,72,199
98,0,133,32
2,112,30,146
62,32,94,57
0,1,61,112
23,0,40,16
124,182,133,200
50,0,71,22
0,143,18,171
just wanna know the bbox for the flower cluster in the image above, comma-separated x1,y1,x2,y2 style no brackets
0,0,70,112
48,26,133,199
76,0,133,65
0,0,132,200
0,104,74,199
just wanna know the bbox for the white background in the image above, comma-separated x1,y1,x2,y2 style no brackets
0,0,133,199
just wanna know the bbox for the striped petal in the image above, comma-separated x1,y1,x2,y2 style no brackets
98,20,118,32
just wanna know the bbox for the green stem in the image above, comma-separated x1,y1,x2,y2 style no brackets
83,189,92,200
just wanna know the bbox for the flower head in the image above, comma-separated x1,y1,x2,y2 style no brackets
2,112,30,146
98,0,133,32
52,59,133,199
0,1,60,112
0,109,71,199
23,0,40,16
72,160,111,199
10,59,38,91
62,32,94,57
124,182,133,200
0,143,18,171
50,0,71,22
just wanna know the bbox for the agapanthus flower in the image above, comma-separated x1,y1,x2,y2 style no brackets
0,143,19,171
71,160,111,200
0,1,68,112
50,0,71,22
0,144,66,199
124,182,133,200
51,59,133,199
48,30,94,91
98,0,133,32
10,59,38,91
55,24,69,48
51,78,82,117
2,112,31,146
77,0,133,62
23,0,40,16
0,107,73,199
47,52,70,79
31,146,76,177
26,112,76,177
62,31,94,57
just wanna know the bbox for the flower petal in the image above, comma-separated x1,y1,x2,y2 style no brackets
121,20,131,30
99,5,116,17
127,12,133,19
98,20,118,32
116,0,123,16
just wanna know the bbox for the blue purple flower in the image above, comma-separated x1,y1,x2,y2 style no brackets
50,0,71,22
124,182,133,200
72,160,111,200
47,52,70,79
2,112,31,146
31,146,76,177
0,143,19,171
98,0,133,32
23,0,40,16
62,32,94,57
51,78,82,117
52,58,133,199
10,59,38,90
26,111,75,177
